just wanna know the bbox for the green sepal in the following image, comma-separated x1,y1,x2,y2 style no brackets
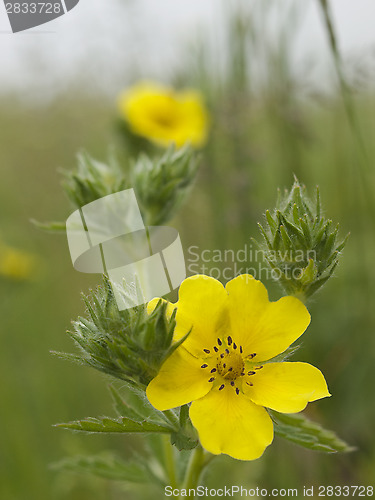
169,404,199,451
170,431,199,451
270,410,355,453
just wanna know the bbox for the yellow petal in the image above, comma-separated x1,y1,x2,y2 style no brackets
246,362,331,413
172,275,229,356
147,297,176,318
190,386,274,461
226,275,310,361
146,347,212,411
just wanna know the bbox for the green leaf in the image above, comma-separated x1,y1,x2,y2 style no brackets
52,453,164,485
108,385,145,422
55,416,175,434
270,411,355,453
117,383,173,425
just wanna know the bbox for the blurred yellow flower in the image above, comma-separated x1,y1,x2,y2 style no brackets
146,274,330,461
118,82,209,148
0,243,36,281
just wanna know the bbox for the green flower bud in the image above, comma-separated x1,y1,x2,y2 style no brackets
256,179,349,300
131,145,199,226
57,276,184,388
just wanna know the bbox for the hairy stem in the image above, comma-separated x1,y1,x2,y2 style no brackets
181,446,215,497
163,435,178,489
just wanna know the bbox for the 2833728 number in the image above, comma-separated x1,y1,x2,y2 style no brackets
5,3,62,14
318,486,374,496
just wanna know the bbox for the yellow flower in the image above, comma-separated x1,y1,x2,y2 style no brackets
0,243,36,281
146,275,330,461
118,81,209,148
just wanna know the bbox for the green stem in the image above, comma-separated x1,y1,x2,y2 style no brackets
162,435,178,489
181,446,214,497
163,409,179,428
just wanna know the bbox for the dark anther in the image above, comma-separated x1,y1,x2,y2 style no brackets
240,346,243,353
211,368,217,373
255,365,263,370
214,346,218,352
201,364,208,369
219,384,225,390
236,388,240,395
249,353,256,359
248,371,256,376
203,349,210,354
217,338,222,346
220,353,225,359
228,367,233,371
223,363,226,368
227,336,232,345
246,381,253,386
233,343,237,350
230,381,235,386
208,377,215,383
225,349,229,354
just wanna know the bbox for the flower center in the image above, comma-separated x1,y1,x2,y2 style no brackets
217,351,244,380
200,336,260,396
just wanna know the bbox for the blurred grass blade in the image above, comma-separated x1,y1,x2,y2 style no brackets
31,219,66,232
52,454,164,485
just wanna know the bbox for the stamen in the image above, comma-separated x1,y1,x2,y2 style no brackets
240,346,243,353
246,382,253,386
220,353,225,359
223,363,226,368
214,346,219,352
208,377,215,383
219,384,225,391
210,368,217,373
248,371,256,376
225,349,229,354
203,349,210,354
201,364,208,369
233,343,237,350
249,353,256,359
227,336,232,345
230,381,235,386
228,367,233,372
255,365,263,370
217,338,222,346
236,388,240,395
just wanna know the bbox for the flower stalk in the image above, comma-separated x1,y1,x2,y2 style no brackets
181,446,205,495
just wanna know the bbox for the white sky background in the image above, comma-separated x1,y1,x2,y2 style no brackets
0,0,374,100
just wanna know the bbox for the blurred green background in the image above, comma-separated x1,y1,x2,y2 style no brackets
1,1,375,499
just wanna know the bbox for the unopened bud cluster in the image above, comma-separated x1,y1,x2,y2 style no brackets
65,277,180,387
256,180,348,300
